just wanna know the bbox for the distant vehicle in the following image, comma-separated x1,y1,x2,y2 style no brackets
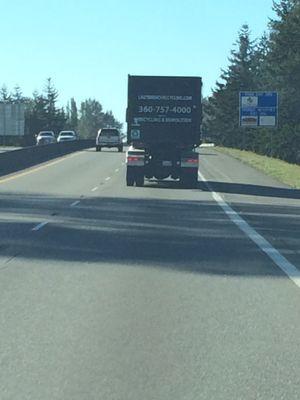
57,130,78,143
96,128,123,152
36,131,56,145
126,75,202,188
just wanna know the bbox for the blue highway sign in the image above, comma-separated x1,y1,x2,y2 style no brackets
239,92,278,127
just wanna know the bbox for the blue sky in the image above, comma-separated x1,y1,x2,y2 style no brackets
1,0,275,124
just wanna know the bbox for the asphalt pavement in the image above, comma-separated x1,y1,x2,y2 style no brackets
0,147,299,400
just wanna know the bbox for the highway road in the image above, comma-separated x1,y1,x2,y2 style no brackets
0,147,299,400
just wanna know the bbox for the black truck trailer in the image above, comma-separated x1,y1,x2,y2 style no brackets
126,75,202,188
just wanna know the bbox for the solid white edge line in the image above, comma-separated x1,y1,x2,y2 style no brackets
198,170,300,288
70,200,80,207
32,221,49,232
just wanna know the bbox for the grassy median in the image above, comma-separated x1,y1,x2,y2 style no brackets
216,147,300,189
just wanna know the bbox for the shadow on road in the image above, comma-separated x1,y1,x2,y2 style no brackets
81,148,125,153
0,192,299,277
199,181,300,199
144,179,300,199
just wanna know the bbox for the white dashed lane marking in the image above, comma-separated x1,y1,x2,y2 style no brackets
32,221,49,232
70,200,81,207
91,187,98,192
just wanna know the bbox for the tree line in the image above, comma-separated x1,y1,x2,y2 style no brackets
0,78,122,144
204,0,300,164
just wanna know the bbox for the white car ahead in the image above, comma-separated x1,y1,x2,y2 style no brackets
57,131,78,143
36,131,56,145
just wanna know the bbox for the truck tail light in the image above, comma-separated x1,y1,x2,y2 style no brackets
127,156,141,162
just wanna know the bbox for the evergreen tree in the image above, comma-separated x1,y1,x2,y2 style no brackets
11,85,23,102
0,85,11,102
206,25,257,148
267,0,300,125
260,0,300,162
0,79,123,146
70,98,78,129
44,78,58,123
205,5,300,163
25,91,48,136
103,110,122,130
78,99,104,138
251,32,270,87
77,99,123,138
41,78,66,132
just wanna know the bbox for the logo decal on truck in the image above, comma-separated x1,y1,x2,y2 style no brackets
131,129,141,139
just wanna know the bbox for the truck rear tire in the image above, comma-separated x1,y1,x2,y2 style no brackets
135,174,144,187
181,170,198,189
126,167,135,186
190,175,198,189
126,176,134,186
118,146,123,152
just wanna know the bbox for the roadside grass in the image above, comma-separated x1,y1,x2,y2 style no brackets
216,147,300,189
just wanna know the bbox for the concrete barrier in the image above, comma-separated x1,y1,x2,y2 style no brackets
0,140,94,178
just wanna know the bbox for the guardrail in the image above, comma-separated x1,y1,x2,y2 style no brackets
0,140,94,178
